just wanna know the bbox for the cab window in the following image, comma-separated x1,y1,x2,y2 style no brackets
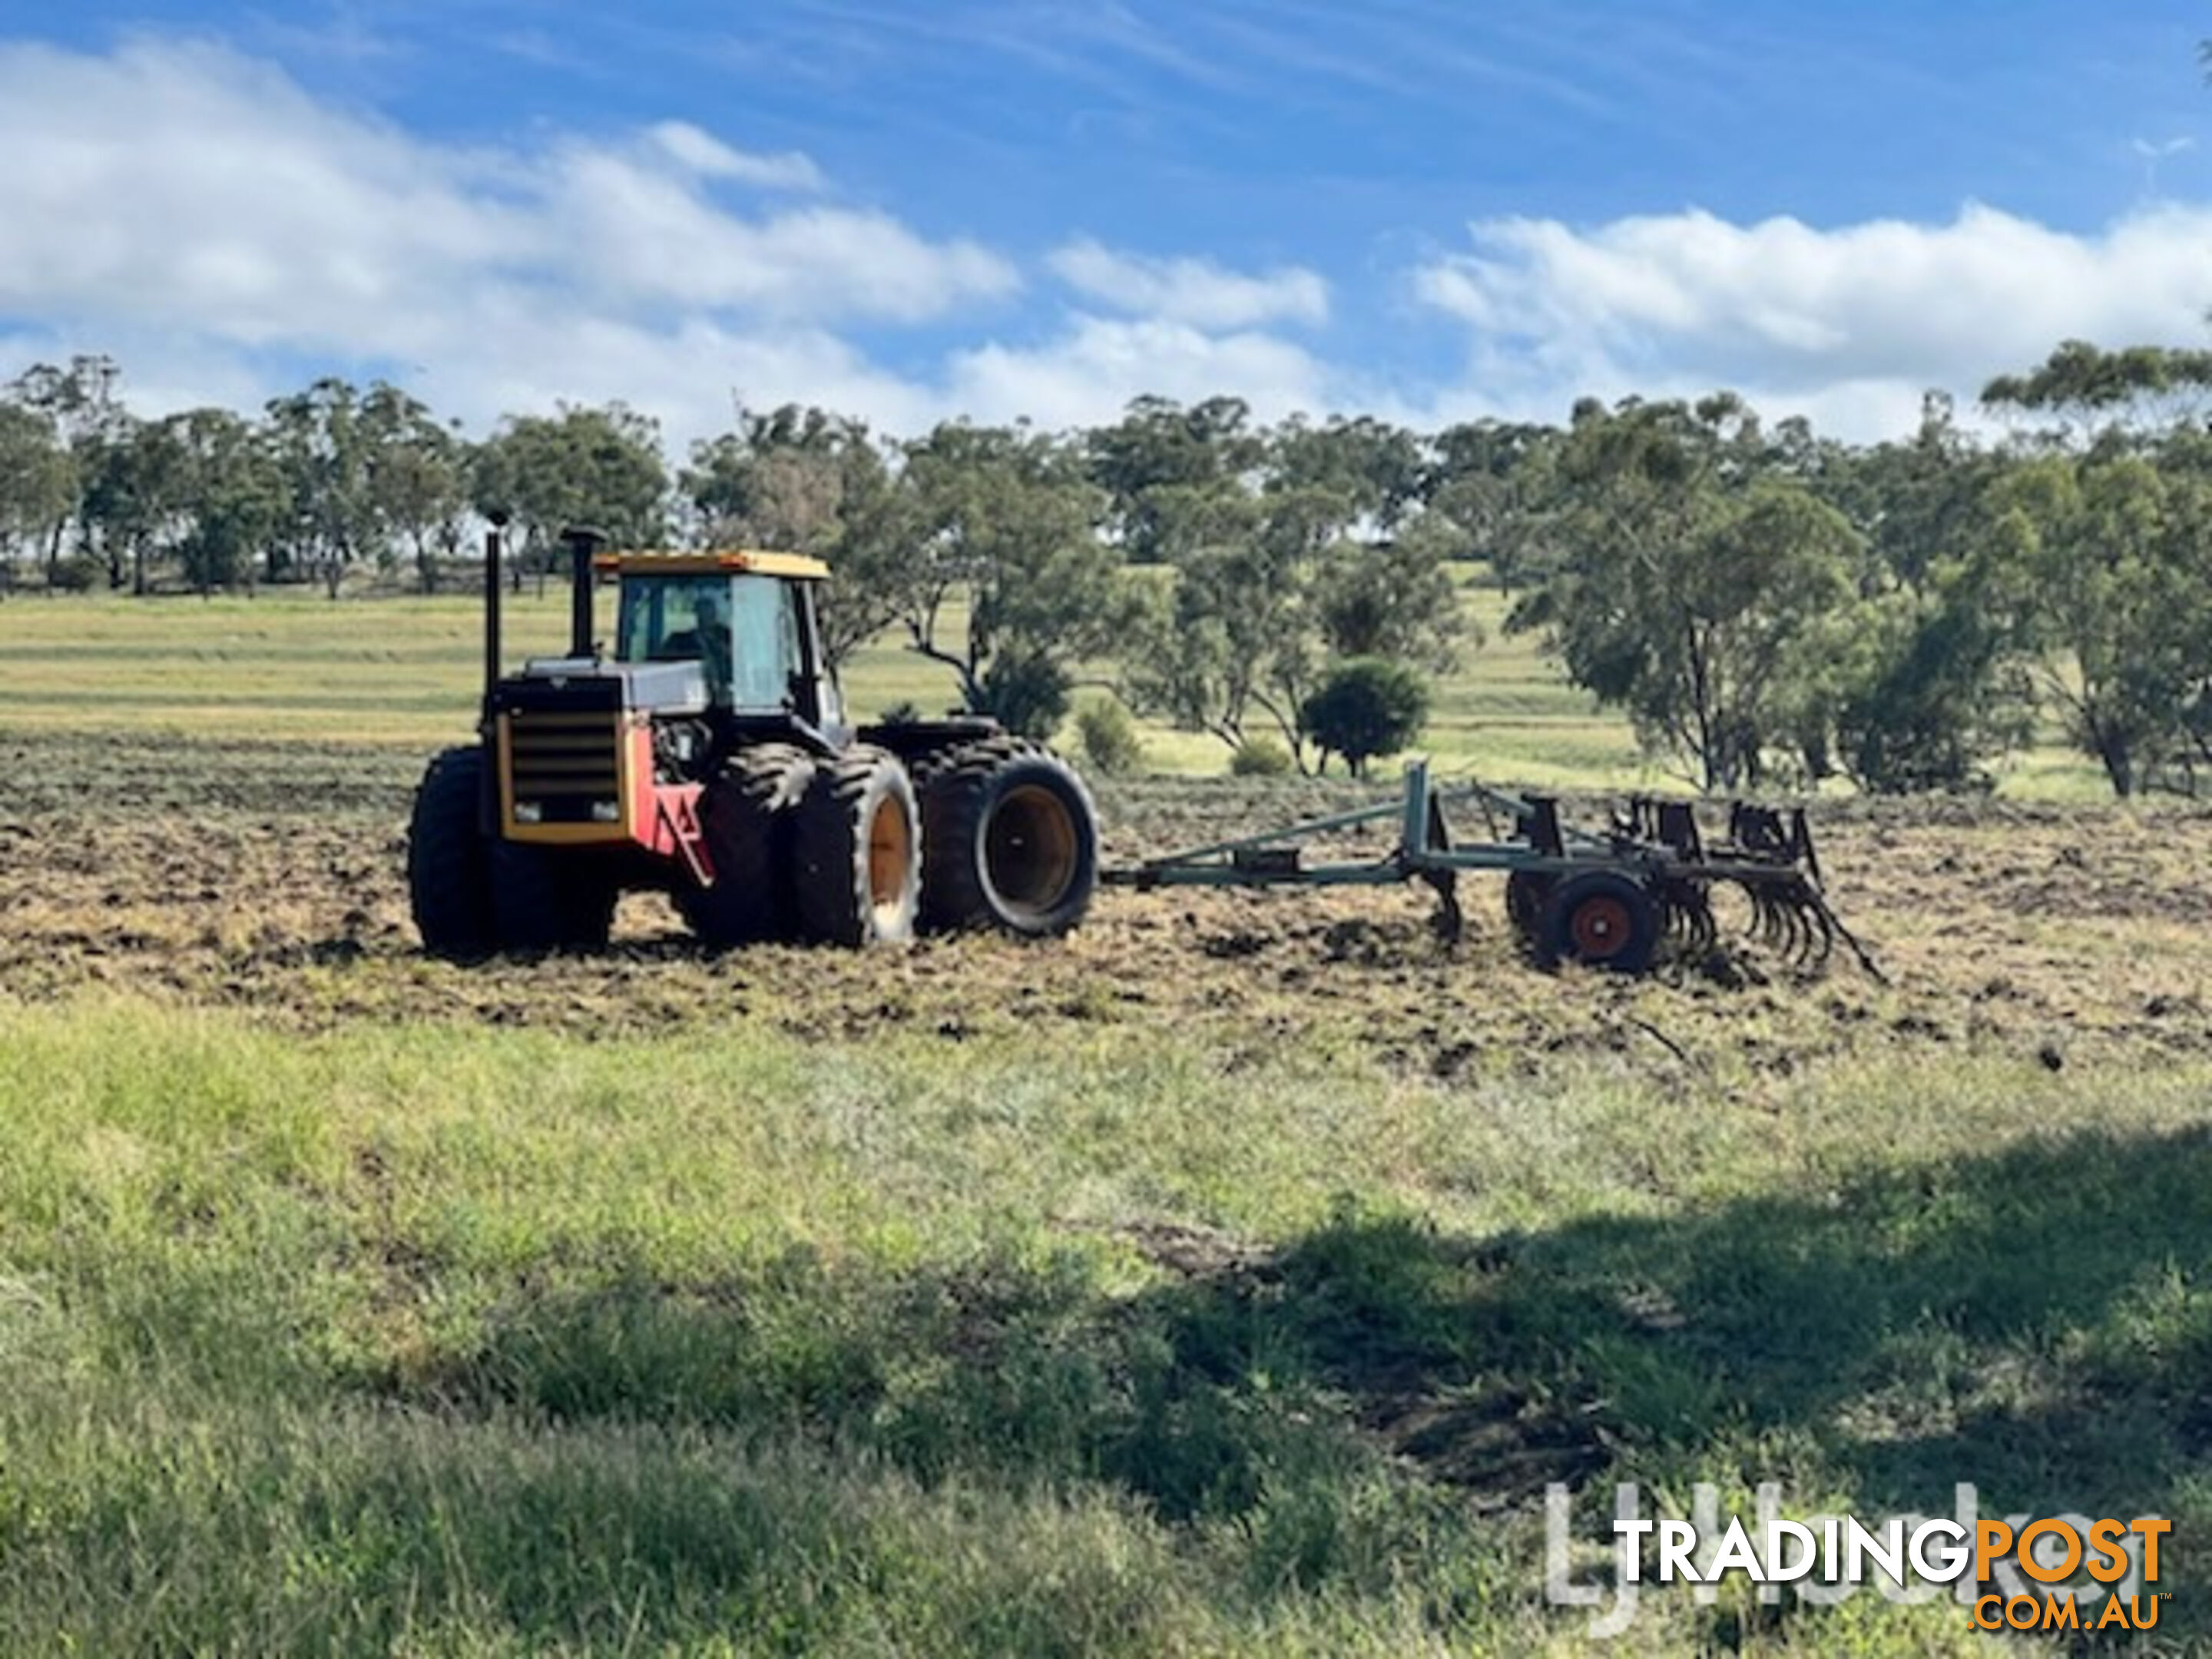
614,573,805,710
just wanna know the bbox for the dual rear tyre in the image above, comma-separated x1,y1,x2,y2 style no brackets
687,742,919,949
913,737,1098,938
683,734,1098,948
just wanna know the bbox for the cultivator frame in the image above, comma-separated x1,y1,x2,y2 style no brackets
1104,762,1880,979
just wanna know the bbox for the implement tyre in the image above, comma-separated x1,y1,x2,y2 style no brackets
916,737,1098,937
793,746,920,948
407,744,495,961
1538,869,1659,975
1504,870,1553,946
688,742,817,947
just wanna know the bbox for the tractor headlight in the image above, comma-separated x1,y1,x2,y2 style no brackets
591,800,621,823
515,802,543,824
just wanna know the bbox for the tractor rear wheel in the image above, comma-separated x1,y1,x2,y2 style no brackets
687,742,817,947
1538,870,1659,975
792,746,920,947
915,737,1098,937
490,841,618,952
407,745,495,960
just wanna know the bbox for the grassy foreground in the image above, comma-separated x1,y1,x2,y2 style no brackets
4,998,2209,1654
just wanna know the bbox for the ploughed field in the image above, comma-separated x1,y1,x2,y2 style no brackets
4,727,2210,1078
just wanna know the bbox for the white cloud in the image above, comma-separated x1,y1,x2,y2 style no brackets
15,35,2202,453
645,121,824,190
946,315,1330,429
1410,203,2212,437
1048,239,1329,329
0,37,1015,440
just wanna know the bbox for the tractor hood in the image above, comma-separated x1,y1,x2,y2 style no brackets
507,656,710,715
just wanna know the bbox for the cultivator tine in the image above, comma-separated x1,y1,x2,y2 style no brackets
1657,878,1717,959
1710,872,1871,976
1805,891,1836,964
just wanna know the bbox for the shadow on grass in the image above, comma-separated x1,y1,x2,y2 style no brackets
375,1124,2212,1631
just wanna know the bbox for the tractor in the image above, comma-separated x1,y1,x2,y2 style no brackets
406,524,1100,956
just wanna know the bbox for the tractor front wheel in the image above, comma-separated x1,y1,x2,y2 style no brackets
792,747,920,947
407,745,495,961
489,841,618,953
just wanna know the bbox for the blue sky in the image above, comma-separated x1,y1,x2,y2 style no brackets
0,2,2207,446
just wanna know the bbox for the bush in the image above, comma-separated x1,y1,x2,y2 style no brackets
1074,701,1145,776
1300,659,1430,778
1229,737,1295,778
48,554,103,594
975,652,1072,743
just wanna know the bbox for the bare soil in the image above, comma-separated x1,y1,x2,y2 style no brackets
5,731,2211,1081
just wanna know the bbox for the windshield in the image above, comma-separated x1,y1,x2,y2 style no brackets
615,573,806,710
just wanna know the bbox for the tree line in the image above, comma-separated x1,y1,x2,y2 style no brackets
4,342,2210,796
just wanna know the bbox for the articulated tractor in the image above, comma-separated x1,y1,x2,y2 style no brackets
407,525,1098,955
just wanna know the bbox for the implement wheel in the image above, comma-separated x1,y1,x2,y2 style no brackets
688,742,817,947
407,745,495,961
1504,870,1553,945
915,737,1098,937
793,746,920,947
1538,870,1659,975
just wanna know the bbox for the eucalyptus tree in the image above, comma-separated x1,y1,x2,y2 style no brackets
684,404,908,668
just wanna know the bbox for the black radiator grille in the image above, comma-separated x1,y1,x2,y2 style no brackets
506,712,621,813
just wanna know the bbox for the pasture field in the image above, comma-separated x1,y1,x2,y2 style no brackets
0,595,2209,1654
0,577,2121,796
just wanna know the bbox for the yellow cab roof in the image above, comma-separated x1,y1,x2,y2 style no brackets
593,548,832,581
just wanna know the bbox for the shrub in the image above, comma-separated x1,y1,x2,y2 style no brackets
975,652,1072,743
1074,701,1145,776
1300,659,1430,778
48,554,104,594
1229,737,1295,778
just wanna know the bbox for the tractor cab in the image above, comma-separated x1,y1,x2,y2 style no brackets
602,551,845,732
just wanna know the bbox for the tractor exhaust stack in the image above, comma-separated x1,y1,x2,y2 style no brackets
482,513,507,706
563,525,607,658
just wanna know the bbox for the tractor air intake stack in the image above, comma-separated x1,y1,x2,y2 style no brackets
563,525,607,658
482,512,507,705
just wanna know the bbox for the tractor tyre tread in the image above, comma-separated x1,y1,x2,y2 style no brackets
915,737,1099,937
489,839,618,953
407,744,495,961
690,741,817,947
792,746,920,948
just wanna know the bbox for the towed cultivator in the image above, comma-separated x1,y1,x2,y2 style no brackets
1104,762,1879,979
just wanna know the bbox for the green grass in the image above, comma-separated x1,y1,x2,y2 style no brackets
2,998,2207,1654
0,580,2120,797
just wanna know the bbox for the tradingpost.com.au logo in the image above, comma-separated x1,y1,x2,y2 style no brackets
1547,1482,2171,1637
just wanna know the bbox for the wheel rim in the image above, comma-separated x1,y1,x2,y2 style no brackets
1568,894,1635,960
985,784,1080,919
866,794,913,920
